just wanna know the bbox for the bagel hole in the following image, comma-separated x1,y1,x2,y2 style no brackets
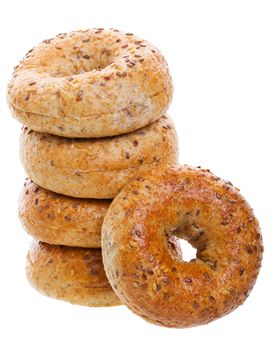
166,235,197,262
165,215,206,262
178,239,197,262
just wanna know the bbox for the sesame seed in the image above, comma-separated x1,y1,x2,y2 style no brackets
209,296,216,303
236,226,242,233
239,267,245,275
116,71,127,77
76,90,83,102
185,177,190,184
184,277,192,284
221,220,229,225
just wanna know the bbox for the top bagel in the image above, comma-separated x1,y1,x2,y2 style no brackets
7,28,173,138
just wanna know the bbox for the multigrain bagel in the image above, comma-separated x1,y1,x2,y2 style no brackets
19,179,110,247
102,165,263,328
20,115,178,198
26,241,121,307
7,28,172,138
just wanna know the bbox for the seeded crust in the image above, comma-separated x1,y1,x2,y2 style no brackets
26,241,121,307
19,179,110,247
7,28,173,138
19,115,178,198
101,165,263,328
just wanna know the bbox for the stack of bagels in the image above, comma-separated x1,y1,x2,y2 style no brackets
7,28,263,328
8,28,178,308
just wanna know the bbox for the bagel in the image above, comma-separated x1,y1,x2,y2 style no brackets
26,240,121,307
20,115,178,198
102,165,263,328
19,179,110,247
7,28,172,138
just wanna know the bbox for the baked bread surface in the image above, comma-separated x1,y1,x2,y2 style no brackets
26,241,121,307
20,115,178,198
8,28,173,138
102,165,263,327
19,179,110,247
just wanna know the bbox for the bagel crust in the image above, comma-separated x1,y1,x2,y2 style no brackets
7,28,173,138
102,165,263,328
19,179,110,247
20,115,178,198
26,241,121,307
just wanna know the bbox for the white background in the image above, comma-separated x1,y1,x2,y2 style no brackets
0,1,274,349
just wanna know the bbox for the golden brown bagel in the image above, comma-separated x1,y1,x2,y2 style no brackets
20,115,178,198
102,165,263,328
7,28,172,138
19,179,110,247
26,241,121,307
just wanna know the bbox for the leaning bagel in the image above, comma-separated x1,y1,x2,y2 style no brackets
102,165,263,328
20,115,178,198
26,241,121,307
19,179,110,247
7,28,172,138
